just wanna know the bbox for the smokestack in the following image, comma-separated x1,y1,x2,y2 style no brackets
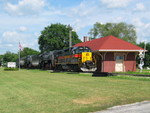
83,36,89,42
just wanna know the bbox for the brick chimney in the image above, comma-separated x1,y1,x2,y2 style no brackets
83,36,89,42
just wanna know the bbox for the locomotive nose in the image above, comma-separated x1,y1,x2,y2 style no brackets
80,60,97,72
85,60,94,69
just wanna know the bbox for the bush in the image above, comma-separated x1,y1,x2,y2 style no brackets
4,67,19,71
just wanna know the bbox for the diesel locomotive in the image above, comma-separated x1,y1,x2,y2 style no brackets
18,46,97,72
55,46,96,71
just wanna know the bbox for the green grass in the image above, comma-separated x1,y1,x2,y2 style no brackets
0,68,150,113
114,69,150,75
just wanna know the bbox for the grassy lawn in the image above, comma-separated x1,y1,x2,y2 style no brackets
0,68,150,113
114,69,150,75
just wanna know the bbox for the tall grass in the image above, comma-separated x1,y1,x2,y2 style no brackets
0,68,150,113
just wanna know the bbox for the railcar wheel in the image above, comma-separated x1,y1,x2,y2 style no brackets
54,65,63,72
73,65,81,72
49,62,52,70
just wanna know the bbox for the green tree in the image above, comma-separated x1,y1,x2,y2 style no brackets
0,55,3,61
0,55,3,66
3,52,18,63
89,22,137,44
20,47,40,57
137,42,150,68
38,23,81,52
0,48,39,65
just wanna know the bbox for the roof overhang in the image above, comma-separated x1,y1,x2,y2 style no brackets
93,49,147,52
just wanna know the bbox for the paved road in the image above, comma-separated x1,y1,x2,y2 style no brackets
91,101,150,113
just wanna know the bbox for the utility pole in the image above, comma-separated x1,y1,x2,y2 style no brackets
68,24,72,48
18,47,20,71
18,41,23,71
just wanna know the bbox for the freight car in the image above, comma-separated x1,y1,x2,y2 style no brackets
17,56,26,68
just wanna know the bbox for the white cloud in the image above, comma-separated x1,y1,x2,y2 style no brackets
34,32,40,37
100,0,131,8
62,0,100,31
134,3,146,11
70,1,96,17
7,44,13,47
5,0,46,16
0,31,26,53
132,18,150,43
2,31,20,43
132,18,144,27
4,31,25,43
19,26,27,32
1,30,39,52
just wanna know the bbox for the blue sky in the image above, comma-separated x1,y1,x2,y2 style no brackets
0,0,150,54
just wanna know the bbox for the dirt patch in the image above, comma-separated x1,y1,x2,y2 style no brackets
73,96,107,105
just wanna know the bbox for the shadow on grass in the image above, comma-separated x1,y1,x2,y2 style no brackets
92,72,114,77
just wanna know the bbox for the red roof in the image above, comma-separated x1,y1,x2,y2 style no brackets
74,35,144,52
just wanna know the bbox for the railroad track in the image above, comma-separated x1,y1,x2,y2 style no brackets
92,72,150,77
111,73,150,77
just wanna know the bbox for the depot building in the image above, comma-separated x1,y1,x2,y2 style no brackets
74,35,145,72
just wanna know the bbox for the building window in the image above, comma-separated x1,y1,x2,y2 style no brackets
116,56,124,60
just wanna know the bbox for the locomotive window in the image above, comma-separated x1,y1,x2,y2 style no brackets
76,47,84,53
84,47,91,52
73,47,91,54
79,47,84,53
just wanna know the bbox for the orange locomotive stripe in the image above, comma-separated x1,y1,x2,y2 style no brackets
73,54,82,57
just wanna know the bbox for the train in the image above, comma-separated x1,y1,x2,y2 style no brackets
17,46,97,72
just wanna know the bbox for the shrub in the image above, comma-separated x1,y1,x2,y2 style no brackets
4,67,19,71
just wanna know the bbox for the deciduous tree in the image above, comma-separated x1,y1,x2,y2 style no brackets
3,52,18,63
38,23,81,52
89,22,137,44
20,47,40,57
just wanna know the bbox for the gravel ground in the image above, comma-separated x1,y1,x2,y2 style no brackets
91,101,150,113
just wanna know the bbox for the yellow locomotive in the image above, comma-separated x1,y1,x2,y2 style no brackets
55,46,96,72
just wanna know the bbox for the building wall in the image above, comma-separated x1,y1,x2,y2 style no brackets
96,52,137,72
124,52,136,72
103,52,115,72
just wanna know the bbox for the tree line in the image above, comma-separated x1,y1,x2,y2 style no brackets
0,47,39,65
0,22,149,68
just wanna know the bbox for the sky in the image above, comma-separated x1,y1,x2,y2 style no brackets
0,0,150,54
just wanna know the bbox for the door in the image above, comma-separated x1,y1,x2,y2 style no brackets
115,56,124,72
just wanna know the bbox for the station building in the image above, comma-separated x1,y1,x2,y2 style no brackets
74,35,145,72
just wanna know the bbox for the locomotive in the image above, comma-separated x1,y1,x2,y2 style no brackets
55,46,96,71
39,51,55,70
18,46,97,72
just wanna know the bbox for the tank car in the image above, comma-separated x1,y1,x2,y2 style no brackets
26,55,40,68
16,56,26,68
